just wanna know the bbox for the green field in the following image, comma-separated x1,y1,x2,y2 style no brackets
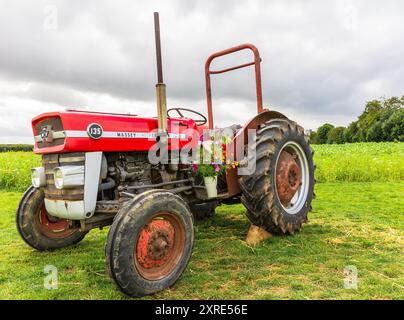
0,142,403,299
0,182,403,299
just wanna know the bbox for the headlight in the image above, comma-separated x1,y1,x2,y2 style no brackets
53,166,85,189
31,167,46,188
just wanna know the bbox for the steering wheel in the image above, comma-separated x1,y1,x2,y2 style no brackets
167,107,207,126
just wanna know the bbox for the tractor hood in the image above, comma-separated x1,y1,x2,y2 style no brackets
32,110,197,154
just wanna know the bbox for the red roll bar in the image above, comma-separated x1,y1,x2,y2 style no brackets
205,43,264,129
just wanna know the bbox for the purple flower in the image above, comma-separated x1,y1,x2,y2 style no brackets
214,164,221,172
191,164,198,172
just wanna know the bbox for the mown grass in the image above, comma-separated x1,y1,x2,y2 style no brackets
0,182,403,299
0,142,403,192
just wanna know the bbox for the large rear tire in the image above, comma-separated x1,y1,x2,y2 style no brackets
105,190,194,297
239,118,315,234
16,187,87,251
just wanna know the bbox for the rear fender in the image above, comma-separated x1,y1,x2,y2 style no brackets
226,110,288,197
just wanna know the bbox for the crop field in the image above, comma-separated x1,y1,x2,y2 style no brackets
314,142,403,183
0,142,403,299
0,142,403,192
0,152,41,192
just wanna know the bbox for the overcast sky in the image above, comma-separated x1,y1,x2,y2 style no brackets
0,0,403,143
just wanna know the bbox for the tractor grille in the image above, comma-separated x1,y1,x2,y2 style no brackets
42,152,85,201
35,117,65,148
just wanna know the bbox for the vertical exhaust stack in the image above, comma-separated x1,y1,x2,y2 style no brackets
154,12,168,133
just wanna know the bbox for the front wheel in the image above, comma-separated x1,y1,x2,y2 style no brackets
16,187,87,251
105,190,194,297
239,118,315,234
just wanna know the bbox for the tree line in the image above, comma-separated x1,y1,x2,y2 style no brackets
0,144,33,152
309,95,404,144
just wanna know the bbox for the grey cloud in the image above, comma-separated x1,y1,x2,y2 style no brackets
0,0,403,143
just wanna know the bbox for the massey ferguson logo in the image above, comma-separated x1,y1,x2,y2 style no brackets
40,125,53,142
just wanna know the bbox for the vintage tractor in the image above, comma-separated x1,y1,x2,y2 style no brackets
16,13,315,297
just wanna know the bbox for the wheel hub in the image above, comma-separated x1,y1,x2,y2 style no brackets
147,229,171,260
137,219,174,269
276,150,302,206
38,205,73,237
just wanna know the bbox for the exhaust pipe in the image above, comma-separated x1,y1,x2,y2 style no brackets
154,12,167,133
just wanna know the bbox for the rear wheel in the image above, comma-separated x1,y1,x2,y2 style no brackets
106,190,194,297
239,118,315,234
16,187,87,251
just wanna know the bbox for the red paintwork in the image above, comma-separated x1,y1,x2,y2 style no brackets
32,111,199,154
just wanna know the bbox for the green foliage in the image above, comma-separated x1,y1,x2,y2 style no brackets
308,129,318,144
327,127,346,144
316,123,334,144
312,95,403,144
382,108,404,141
343,121,360,143
193,163,226,178
0,144,33,152
357,99,384,141
366,120,385,142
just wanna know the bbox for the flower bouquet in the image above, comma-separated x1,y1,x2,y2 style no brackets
191,131,238,198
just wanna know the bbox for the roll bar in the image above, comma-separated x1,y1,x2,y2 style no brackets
205,44,264,129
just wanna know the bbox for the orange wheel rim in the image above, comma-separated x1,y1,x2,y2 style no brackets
134,212,186,280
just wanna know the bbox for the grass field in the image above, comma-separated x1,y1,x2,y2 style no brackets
0,182,403,299
0,142,403,299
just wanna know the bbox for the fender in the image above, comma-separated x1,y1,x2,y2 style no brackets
226,110,288,197
234,110,288,146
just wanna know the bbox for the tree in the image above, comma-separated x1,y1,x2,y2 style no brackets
366,120,384,142
308,129,318,144
327,127,346,144
310,94,403,144
383,96,402,110
357,99,383,141
344,121,359,143
382,108,404,141
316,123,334,144
358,96,402,142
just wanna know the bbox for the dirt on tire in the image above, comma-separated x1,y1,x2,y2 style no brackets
105,190,194,297
16,187,87,251
238,118,315,234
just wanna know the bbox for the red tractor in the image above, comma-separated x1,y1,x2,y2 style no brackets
17,13,315,297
